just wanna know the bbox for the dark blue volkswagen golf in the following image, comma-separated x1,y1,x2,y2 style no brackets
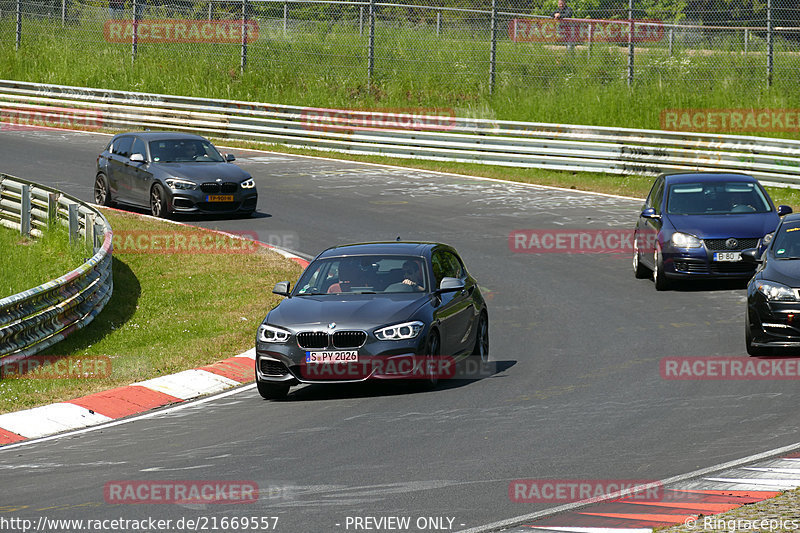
633,172,792,290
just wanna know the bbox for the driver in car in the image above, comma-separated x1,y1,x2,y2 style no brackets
327,260,364,293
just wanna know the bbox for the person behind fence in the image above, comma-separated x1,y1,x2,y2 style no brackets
108,0,124,18
552,0,576,51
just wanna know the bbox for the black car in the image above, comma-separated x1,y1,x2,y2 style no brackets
255,242,489,399
745,213,800,355
95,132,257,218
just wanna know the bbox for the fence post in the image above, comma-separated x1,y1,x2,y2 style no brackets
68,203,79,244
240,0,248,73
283,2,287,36
61,0,65,27
15,0,21,51
627,0,634,86
436,11,440,36
668,27,673,56
20,185,30,237
587,22,593,58
207,2,211,21
367,0,375,84
359,6,363,35
131,0,138,64
744,28,748,54
767,0,773,86
489,0,497,94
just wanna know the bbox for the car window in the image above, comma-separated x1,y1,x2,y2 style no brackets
666,181,771,215
432,250,462,287
645,177,663,209
651,180,665,213
111,136,133,157
131,138,146,160
294,255,428,295
148,139,225,163
771,222,800,259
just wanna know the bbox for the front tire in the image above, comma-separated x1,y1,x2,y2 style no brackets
150,183,169,218
471,312,489,364
745,311,770,356
94,173,114,207
257,380,290,400
420,331,441,389
633,237,649,279
653,247,670,291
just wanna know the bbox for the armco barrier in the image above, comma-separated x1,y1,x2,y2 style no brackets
2,79,800,187
0,174,113,359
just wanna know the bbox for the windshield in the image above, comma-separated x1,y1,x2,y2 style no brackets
148,138,225,163
771,222,800,259
294,255,428,295
666,181,771,215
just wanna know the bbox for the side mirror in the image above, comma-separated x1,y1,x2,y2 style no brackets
130,153,145,163
778,205,793,216
225,153,236,162
272,281,291,297
640,207,660,220
438,277,465,293
741,248,761,264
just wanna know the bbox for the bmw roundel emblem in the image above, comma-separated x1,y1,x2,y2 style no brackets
328,322,336,330
726,238,738,249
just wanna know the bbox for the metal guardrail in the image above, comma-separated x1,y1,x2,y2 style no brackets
0,173,113,359
1,79,800,188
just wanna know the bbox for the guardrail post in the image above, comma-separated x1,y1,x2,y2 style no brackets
436,11,440,37
240,0,248,73
627,0,634,86
47,192,58,227
367,0,375,84
68,203,79,244
489,0,497,94
20,185,31,236
767,0,773,86
84,212,94,247
15,0,21,50
283,2,287,36
131,0,138,64
93,222,104,251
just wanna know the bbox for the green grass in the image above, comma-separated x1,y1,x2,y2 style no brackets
2,15,800,136
0,209,303,414
0,222,92,299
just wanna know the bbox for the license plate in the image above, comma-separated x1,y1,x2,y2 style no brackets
714,252,742,262
206,194,234,202
305,351,358,363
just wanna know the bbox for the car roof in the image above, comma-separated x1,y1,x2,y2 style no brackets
662,172,758,184
316,241,446,258
114,131,209,142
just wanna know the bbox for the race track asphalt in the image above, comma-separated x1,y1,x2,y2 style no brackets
1,128,798,532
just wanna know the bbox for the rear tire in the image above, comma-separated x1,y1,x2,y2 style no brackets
257,381,290,400
94,173,114,207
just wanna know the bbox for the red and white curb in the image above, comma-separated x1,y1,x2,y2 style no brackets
503,452,800,533
0,214,310,446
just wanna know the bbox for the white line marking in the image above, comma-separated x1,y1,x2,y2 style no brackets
703,477,800,488
528,528,653,533
743,467,800,474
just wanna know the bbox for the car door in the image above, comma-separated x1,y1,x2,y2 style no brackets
107,135,134,203
127,137,153,205
431,249,475,356
637,176,665,269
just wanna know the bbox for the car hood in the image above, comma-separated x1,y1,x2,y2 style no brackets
266,294,429,330
762,258,800,286
665,212,779,239
152,162,249,182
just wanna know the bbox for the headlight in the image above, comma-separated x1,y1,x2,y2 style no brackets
374,321,424,341
165,178,197,190
762,231,775,245
258,324,291,343
756,281,798,302
241,178,256,189
671,232,702,248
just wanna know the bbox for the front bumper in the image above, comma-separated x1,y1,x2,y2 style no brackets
747,299,800,347
663,245,757,279
256,335,429,384
168,188,258,214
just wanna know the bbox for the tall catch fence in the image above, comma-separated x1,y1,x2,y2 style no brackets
0,0,798,91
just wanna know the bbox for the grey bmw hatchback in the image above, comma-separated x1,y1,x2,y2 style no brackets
255,241,489,399
95,132,257,218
